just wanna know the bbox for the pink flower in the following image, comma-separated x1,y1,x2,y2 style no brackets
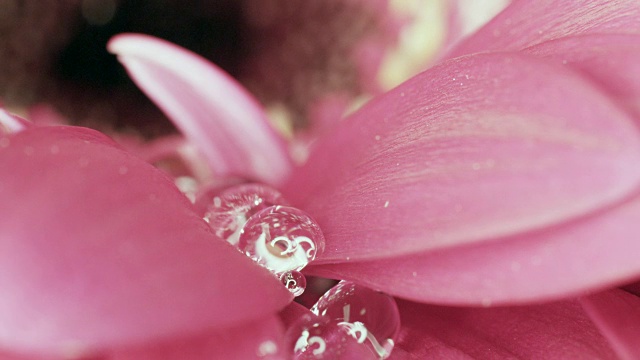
1,0,640,358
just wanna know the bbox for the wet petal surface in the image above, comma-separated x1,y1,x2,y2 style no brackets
448,0,640,58
391,299,617,359
309,191,640,305
287,52,640,262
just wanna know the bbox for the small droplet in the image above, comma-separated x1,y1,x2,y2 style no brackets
286,315,378,360
239,205,325,274
238,205,324,274
201,183,286,245
310,281,400,359
280,271,307,297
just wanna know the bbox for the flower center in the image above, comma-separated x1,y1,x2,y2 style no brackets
0,0,408,136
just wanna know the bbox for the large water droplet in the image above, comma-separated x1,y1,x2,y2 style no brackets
310,281,400,359
201,183,286,245
239,205,325,274
280,270,307,297
286,315,378,359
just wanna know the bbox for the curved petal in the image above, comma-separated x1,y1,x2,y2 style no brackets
0,126,291,355
107,34,292,186
523,34,640,119
286,52,640,262
111,316,286,360
448,0,640,58
392,299,616,359
309,191,640,305
580,289,640,360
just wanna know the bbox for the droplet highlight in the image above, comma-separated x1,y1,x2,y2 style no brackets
280,271,307,297
310,281,400,359
286,315,378,359
201,183,286,245
238,205,325,274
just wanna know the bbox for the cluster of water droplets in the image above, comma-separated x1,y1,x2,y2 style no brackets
197,183,325,297
286,281,401,359
195,183,400,358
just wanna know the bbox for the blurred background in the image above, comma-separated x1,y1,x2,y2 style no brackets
0,0,508,138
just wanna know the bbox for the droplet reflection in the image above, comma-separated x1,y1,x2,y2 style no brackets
239,205,325,274
280,270,307,297
310,281,400,359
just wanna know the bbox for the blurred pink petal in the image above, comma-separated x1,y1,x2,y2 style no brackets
111,316,286,360
523,34,640,119
107,34,292,186
309,191,640,305
392,299,617,359
448,0,640,58
287,52,640,263
0,126,291,355
279,302,315,329
26,105,67,127
581,289,640,360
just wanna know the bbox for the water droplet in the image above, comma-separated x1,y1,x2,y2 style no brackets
286,315,377,360
201,183,287,245
281,271,307,297
310,281,400,359
239,205,325,274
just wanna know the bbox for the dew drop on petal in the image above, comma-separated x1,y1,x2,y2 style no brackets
200,183,287,245
310,281,400,359
285,315,377,360
280,270,307,297
239,205,325,274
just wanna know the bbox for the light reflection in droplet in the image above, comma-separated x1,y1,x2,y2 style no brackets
238,205,325,274
310,281,400,359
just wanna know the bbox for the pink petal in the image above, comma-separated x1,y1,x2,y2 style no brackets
308,191,640,305
278,302,315,330
111,316,286,360
523,34,640,119
580,289,640,360
448,0,640,58
392,299,617,359
107,34,292,186
0,126,291,355
286,52,640,262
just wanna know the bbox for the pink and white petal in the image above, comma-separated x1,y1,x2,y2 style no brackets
111,316,286,360
107,34,292,186
448,0,640,58
523,34,640,119
580,289,640,360
308,191,640,305
392,299,617,359
0,126,291,355
0,109,31,134
287,52,640,262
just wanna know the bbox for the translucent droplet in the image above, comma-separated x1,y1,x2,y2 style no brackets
285,315,378,360
201,183,287,245
280,271,307,297
310,281,400,359
238,205,325,274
